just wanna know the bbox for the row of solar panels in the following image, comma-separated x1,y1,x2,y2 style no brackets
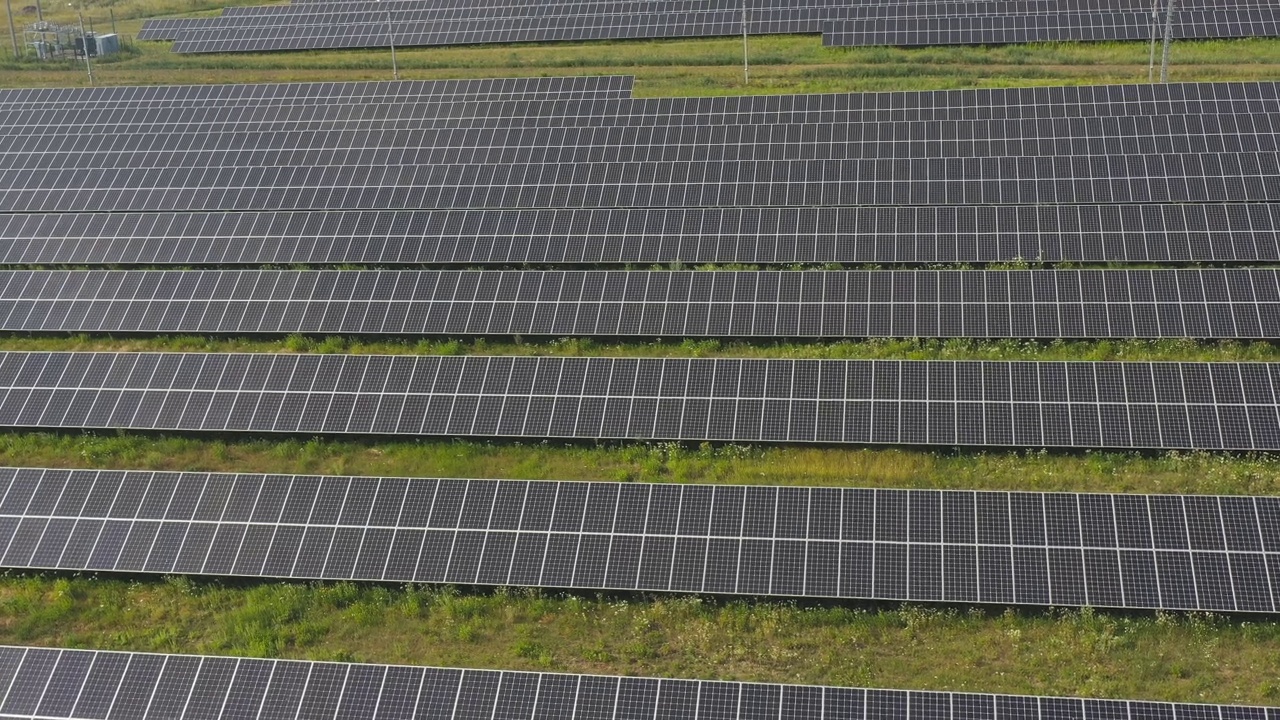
166,10,1280,55
10,83,1280,212
139,0,1278,53
6,156,1277,212
0,204,1273,265
0,75,635,110
18,117,1280,170
0,354,1275,450
0,269,1275,339
6,647,1276,720
2,467,1280,610
5,80,1276,125
143,0,1200,38
210,0,1202,21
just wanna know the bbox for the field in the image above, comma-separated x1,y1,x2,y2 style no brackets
2,17,1280,707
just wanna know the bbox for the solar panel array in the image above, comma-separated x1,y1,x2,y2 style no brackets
3,467,1280,610
0,269,1276,339
3,204,1278,266
139,0,1280,53
7,646,1280,720
824,9,1280,48
0,353,1276,450
0,74,635,106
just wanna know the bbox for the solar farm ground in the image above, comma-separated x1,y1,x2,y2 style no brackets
2,17,1280,710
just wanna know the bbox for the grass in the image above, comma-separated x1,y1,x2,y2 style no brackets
3,33,1280,94
3,431,1280,496
1,334,1279,363
1,576,1278,705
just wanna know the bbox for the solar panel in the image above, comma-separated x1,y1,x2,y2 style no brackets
6,81,1277,141
11,114,1280,168
4,646,1278,720
2,466,1278,609
4,152,1277,213
0,353,1275,450
0,269,1275,339
149,0,1276,54
1,204,1274,266
824,8,1280,47
0,75,634,110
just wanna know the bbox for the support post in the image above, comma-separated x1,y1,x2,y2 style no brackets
1160,0,1176,83
75,5,92,84
741,0,748,84
387,8,397,80
1147,0,1158,81
5,0,18,60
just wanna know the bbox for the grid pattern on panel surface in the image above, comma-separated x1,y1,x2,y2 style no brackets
150,0,1279,53
15,114,1280,170
0,75,634,110
7,154,1280,212
7,81,1277,138
823,9,1280,47
4,647,1279,720
0,269,1276,339
1,204,1276,266
0,354,1276,450
2,467,1280,610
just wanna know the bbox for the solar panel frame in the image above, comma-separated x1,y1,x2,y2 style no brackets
0,353,1275,450
4,646,1279,720
5,151,1279,212
823,9,1280,47
0,467,1279,609
10,114,1280,169
0,75,635,110
0,268,1274,340
152,0,1278,53
1,204,1275,266
6,81,1277,139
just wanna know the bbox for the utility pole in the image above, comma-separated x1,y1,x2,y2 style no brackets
741,0,748,84
72,2,92,84
1159,0,1176,83
1147,0,1158,81
5,0,19,61
379,0,397,80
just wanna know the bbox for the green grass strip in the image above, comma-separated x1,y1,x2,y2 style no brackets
1,576,1277,705
3,432,1279,495
1,335,1279,363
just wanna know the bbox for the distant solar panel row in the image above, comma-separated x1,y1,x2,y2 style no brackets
0,75,634,108
14,115,1280,167
0,354,1276,450
156,0,1170,44
4,154,1278,213
0,269,1276,339
7,81,1276,136
7,647,1278,720
152,1,1278,53
823,9,1280,47
3,467,1279,609
212,0,1180,22
2,204,1274,266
